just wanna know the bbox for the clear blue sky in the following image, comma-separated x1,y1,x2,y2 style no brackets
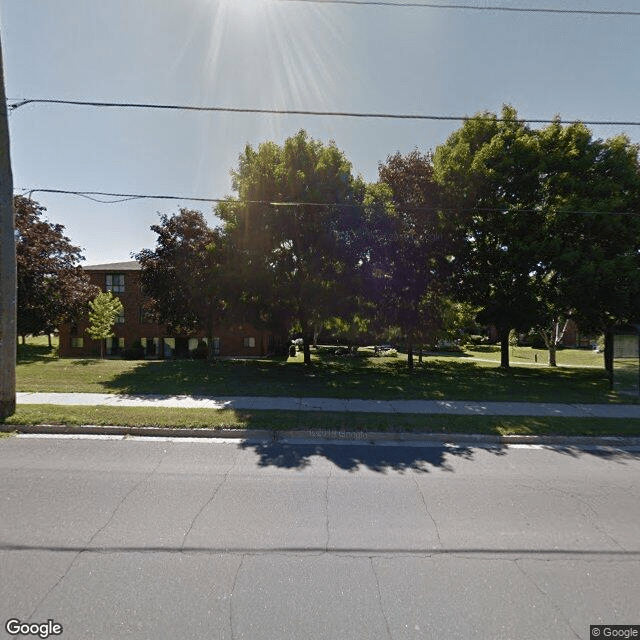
2,0,639,265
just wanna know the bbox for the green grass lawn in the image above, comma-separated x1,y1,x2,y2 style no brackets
462,344,604,367
9,337,640,436
5,405,640,437
15,338,622,404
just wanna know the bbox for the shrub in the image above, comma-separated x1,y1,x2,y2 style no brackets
529,333,547,350
190,341,208,360
123,341,145,360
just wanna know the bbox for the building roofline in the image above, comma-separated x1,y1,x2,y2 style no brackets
84,261,141,271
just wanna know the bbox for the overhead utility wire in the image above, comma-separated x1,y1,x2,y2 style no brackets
21,188,639,216
277,0,640,16
7,99,640,127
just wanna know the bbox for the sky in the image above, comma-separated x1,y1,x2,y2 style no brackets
2,0,640,265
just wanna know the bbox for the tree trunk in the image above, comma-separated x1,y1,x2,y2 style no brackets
548,342,557,367
418,347,423,364
47,333,52,348
299,315,312,365
499,327,510,369
604,329,614,386
538,327,556,367
303,337,311,365
20,335,25,345
100,340,104,359
407,342,414,371
207,332,215,362
312,321,321,348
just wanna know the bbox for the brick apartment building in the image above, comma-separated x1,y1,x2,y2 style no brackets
58,261,283,358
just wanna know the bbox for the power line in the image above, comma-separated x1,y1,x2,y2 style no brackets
20,188,640,216
277,0,640,16
7,98,640,127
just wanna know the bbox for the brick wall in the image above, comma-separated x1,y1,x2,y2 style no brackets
59,264,282,358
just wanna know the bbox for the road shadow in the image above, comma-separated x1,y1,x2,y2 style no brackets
237,441,506,473
541,445,640,463
236,440,640,473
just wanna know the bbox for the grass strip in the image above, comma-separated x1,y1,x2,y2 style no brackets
3,405,640,438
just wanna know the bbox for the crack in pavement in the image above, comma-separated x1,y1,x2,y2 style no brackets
514,559,582,640
26,450,166,622
370,557,394,640
229,554,245,640
412,476,443,549
181,447,240,552
324,465,332,552
532,482,629,553
548,486,628,552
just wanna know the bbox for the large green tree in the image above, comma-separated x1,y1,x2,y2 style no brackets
135,209,228,361
217,130,366,364
368,150,450,370
532,121,640,365
433,107,545,368
434,108,640,369
15,195,97,345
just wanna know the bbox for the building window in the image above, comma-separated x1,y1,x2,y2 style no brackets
164,338,175,358
71,337,84,348
106,337,125,355
139,306,156,324
106,274,125,293
243,337,256,348
116,307,125,324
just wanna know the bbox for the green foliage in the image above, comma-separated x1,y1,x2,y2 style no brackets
87,292,123,350
433,106,542,349
439,299,482,342
533,121,640,333
190,341,209,360
123,340,145,360
217,130,366,364
433,105,640,367
135,209,228,360
15,195,98,338
366,150,451,369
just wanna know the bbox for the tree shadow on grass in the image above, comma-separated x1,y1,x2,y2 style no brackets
237,441,506,473
99,355,613,404
102,359,301,397
70,359,102,366
16,344,58,364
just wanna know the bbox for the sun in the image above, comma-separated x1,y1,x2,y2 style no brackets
222,0,270,19
193,0,271,28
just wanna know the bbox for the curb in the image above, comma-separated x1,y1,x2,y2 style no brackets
3,424,640,447
2,424,273,440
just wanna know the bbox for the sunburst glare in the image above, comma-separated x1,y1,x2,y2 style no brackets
185,0,350,195
195,0,346,113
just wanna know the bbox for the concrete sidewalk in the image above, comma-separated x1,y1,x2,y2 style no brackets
16,391,640,418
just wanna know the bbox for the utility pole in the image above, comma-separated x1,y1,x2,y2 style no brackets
0,30,16,419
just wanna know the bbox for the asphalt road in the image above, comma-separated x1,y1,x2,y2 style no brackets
1,435,639,640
